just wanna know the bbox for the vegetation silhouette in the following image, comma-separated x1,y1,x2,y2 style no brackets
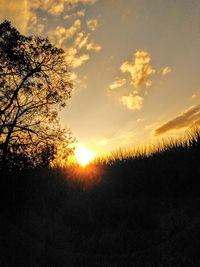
1,129,200,266
0,21,74,172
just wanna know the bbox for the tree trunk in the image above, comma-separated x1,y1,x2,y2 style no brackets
1,127,13,171
1,110,19,172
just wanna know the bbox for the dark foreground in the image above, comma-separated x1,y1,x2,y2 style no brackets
1,134,200,266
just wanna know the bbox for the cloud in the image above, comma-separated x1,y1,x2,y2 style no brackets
86,40,102,52
76,9,86,17
49,19,81,46
63,46,90,68
73,31,101,51
48,19,101,67
120,50,155,88
191,94,197,99
162,66,171,76
71,54,90,68
98,131,135,146
110,50,155,111
109,49,172,111
67,0,96,4
191,91,200,99
64,9,85,20
49,2,65,15
74,32,89,49
35,24,45,35
121,94,144,110
0,0,100,71
31,0,97,16
87,18,98,31
62,19,81,38
154,105,200,136
0,0,33,33
109,78,126,90
58,30,101,68
144,122,158,130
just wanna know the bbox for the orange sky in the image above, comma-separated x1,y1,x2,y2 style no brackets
1,0,200,154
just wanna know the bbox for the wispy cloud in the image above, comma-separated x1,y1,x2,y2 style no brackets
63,31,101,68
28,1,101,70
121,94,144,110
109,78,126,90
65,19,81,37
98,131,135,146
74,32,89,49
48,2,65,16
31,0,97,16
71,54,90,68
120,50,155,88
73,32,101,52
49,19,81,46
64,9,85,20
0,0,101,83
162,66,172,76
191,94,197,99
154,105,200,136
191,90,200,100
86,40,102,52
87,18,98,31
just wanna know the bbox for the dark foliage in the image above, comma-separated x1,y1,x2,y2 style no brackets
0,21,74,172
0,131,200,266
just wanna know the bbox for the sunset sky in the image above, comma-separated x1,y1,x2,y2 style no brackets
1,0,200,154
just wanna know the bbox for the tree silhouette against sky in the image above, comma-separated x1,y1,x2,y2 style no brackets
0,21,74,170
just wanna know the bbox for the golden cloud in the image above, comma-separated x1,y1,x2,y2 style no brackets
49,19,81,46
87,18,98,31
67,0,96,4
74,31,101,51
63,19,81,37
154,105,200,136
0,0,100,71
191,94,197,99
48,30,100,70
49,2,65,15
162,66,171,76
121,94,144,110
86,41,102,52
31,0,97,16
64,9,85,20
109,78,126,90
108,50,156,110
109,49,172,111
71,54,90,68
74,32,88,49
120,50,155,88
61,30,101,68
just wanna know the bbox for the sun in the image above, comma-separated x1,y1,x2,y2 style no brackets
75,147,95,166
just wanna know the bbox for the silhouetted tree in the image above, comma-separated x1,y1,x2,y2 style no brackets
0,21,74,171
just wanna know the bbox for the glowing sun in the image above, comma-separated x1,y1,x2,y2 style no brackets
75,147,95,166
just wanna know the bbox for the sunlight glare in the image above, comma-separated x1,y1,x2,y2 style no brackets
75,147,95,166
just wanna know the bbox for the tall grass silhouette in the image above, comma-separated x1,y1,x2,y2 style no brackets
1,129,200,266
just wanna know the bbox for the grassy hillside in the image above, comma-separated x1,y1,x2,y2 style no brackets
0,131,200,266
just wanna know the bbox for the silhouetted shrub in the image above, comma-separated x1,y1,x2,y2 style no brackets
1,130,200,266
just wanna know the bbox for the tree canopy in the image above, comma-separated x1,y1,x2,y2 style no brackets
0,21,74,170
